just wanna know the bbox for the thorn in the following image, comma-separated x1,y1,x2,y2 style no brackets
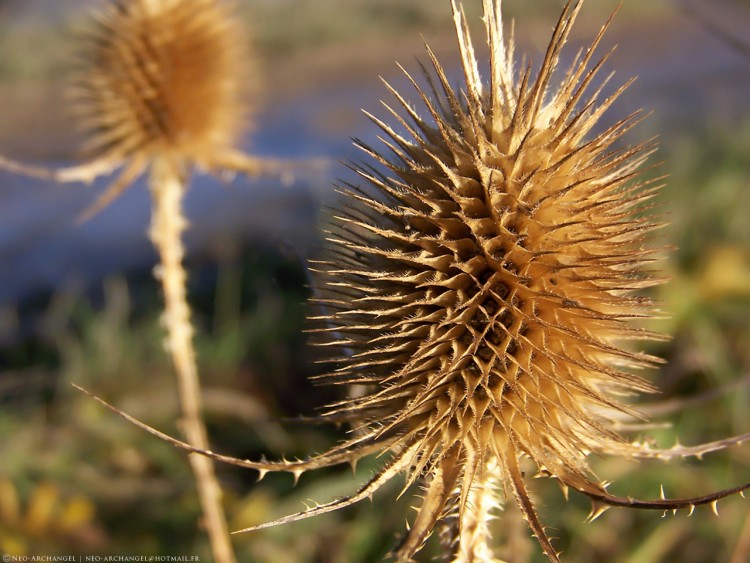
292,469,304,486
586,501,610,523
687,504,695,517
557,480,570,501
710,500,719,517
741,491,746,499
660,484,666,500
256,469,268,482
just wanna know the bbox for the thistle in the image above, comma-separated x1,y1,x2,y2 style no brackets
0,1,293,562
82,0,750,561
62,0,278,219
69,2,267,562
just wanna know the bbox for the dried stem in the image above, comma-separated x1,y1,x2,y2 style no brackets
451,459,502,563
730,509,750,563
148,156,236,563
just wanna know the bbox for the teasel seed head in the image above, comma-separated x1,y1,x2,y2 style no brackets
77,1,750,560
72,0,251,170
0,0,293,221
292,1,749,560
0,0,320,221
310,0,667,554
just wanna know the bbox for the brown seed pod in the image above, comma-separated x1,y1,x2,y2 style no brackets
247,1,749,559
71,0,252,170
0,0,287,222
305,0,671,557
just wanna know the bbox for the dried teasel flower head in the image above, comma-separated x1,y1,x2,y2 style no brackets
283,0,749,559
0,0,292,221
81,0,750,561
72,0,252,170
302,0,674,557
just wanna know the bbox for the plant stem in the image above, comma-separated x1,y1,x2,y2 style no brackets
149,156,237,563
450,459,502,563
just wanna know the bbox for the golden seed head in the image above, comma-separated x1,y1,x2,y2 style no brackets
310,0,665,559
321,1,660,471
72,0,252,166
70,1,747,559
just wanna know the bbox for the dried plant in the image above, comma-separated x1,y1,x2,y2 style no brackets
0,0,289,215
0,0,303,561
77,0,750,561
66,2,264,561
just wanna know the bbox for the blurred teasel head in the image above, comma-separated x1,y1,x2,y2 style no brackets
72,0,252,171
0,0,301,220
9,0,289,221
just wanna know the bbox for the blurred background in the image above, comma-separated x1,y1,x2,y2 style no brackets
0,0,749,561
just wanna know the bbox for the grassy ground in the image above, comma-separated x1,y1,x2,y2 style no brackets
1,0,750,561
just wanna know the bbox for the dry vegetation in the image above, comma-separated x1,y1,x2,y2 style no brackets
1,0,749,562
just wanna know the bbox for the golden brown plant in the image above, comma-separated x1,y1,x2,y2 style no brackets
0,1,299,562
66,2,263,562
63,0,276,220
79,0,750,561
0,0,286,217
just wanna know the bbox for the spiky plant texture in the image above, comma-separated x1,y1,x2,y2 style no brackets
64,0,275,220
0,1,287,562
0,0,287,217
68,2,262,562
290,1,750,559
79,0,750,561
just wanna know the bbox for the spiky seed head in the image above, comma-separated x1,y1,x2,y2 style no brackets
71,0,252,168
310,0,665,559
83,0,748,560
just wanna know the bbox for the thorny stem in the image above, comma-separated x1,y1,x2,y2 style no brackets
450,459,501,563
149,156,236,563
